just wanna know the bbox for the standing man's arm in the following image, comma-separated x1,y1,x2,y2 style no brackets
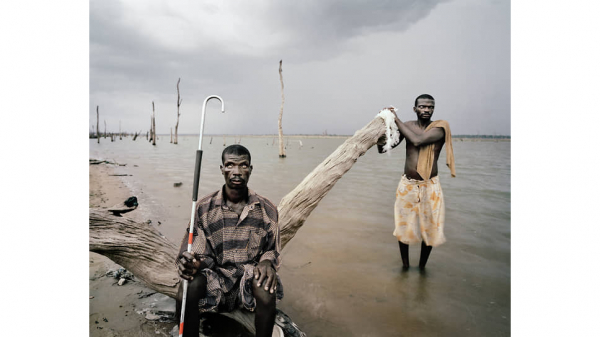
377,132,404,153
392,112,444,146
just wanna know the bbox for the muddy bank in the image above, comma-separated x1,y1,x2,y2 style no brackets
89,163,178,337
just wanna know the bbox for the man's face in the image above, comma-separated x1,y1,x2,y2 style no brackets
413,98,435,120
220,153,252,190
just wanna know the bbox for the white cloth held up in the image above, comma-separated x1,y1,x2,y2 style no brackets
376,107,399,156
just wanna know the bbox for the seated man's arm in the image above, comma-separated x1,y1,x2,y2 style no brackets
175,212,216,280
254,203,281,293
258,213,281,271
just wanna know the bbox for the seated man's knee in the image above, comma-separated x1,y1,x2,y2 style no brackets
251,277,276,307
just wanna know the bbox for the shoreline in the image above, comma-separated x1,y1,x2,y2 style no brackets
89,163,178,337
90,134,511,142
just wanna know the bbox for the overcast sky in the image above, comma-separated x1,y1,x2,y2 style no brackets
90,0,510,136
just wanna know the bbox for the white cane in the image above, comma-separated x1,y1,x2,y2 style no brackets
179,95,225,337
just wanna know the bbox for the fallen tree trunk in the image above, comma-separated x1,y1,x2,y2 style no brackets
90,209,180,297
90,115,387,335
278,116,385,247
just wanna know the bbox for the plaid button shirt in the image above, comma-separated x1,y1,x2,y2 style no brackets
176,186,283,312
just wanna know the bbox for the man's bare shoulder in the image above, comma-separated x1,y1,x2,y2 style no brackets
431,120,450,127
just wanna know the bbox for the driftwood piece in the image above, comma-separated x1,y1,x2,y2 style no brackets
89,116,387,335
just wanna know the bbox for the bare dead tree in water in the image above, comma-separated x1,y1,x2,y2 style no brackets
152,101,156,146
96,106,100,144
210,136,213,144
104,120,107,138
278,60,286,158
170,127,173,143
174,78,182,144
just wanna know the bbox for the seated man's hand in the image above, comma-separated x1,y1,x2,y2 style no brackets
177,251,202,281
254,260,277,294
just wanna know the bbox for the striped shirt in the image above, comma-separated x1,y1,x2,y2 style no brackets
176,186,283,312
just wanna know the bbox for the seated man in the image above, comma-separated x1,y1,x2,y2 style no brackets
176,144,284,337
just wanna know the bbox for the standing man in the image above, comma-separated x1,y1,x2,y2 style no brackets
176,144,284,337
377,94,456,270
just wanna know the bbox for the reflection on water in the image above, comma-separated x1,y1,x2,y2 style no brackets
90,136,510,336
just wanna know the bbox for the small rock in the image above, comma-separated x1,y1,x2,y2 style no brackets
118,278,127,286
158,221,162,225
90,296,94,299
95,321,99,324
145,312,161,321
103,318,108,322
174,182,182,187
147,220,152,224
170,325,178,337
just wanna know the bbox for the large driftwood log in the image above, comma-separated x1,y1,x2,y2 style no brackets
90,209,180,297
90,116,387,335
279,116,385,247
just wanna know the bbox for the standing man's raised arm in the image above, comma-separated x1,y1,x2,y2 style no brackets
377,132,405,153
392,111,444,147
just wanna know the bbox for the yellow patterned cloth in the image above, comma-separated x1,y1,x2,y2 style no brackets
393,175,446,247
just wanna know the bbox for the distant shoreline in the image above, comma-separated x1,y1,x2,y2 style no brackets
148,134,511,141
89,134,510,141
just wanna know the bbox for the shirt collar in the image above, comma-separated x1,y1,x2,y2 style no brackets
215,185,259,206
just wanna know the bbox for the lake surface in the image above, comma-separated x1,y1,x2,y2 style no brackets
90,135,510,337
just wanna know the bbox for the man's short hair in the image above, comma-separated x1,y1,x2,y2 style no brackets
222,144,251,164
414,94,435,107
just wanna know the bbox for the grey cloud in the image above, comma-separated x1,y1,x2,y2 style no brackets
90,0,509,136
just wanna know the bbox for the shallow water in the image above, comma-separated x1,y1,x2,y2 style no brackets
90,135,510,336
